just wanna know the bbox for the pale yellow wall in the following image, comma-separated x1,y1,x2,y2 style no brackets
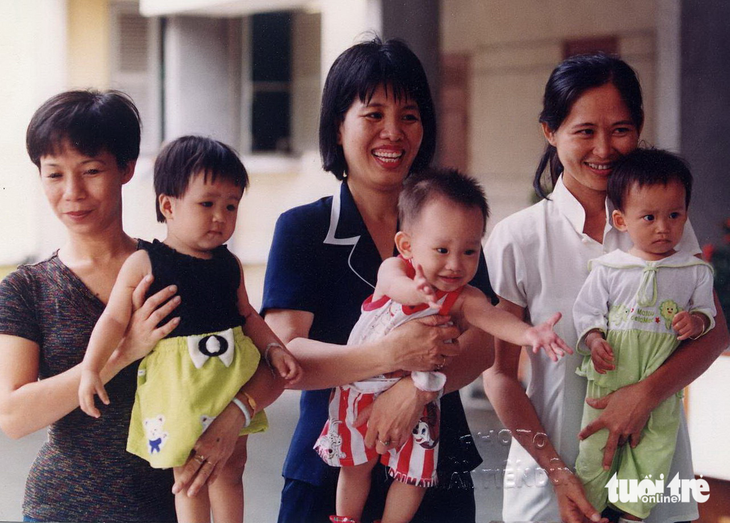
68,0,111,89
441,0,656,51
440,0,658,229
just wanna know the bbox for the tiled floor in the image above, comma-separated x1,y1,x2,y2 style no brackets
1,388,509,522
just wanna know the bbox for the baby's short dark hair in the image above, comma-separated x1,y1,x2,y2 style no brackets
608,148,693,212
154,136,248,222
26,89,141,169
399,168,489,234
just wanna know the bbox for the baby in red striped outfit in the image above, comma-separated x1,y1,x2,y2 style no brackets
315,168,571,523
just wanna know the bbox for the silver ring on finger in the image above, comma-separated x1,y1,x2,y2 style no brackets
194,453,206,464
378,439,391,447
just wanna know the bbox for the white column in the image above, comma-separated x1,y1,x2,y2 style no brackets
655,0,681,151
319,0,382,85
164,16,241,145
0,0,68,264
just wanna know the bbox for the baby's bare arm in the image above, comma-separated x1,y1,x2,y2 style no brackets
375,257,437,307
79,251,151,417
457,286,571,361
82,251,151,373
457,286,529,344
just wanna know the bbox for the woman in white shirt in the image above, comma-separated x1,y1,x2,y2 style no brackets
483,53,728,523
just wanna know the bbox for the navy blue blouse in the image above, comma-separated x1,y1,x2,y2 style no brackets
262,181,492,486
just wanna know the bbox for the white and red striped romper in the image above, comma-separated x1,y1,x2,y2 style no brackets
314,267,463,488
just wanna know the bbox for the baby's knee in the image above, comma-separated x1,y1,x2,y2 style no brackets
341,458,378,481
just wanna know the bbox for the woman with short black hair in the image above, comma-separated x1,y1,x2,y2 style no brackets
263,38,494,523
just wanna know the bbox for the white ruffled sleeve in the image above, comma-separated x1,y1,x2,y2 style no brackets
484,220,529,308
689,263,717,335
572,263,610,355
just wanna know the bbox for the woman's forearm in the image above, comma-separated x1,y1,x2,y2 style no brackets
267,308,461,390
638,292,729,409
1,364,83,438
479,296,567,471
1,340,133,439
265,308,384,390
482,347,566,473
285,336,391,390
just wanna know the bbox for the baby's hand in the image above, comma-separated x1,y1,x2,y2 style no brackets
79,369,109,418
524,312,574,362
673,311,704,341
588,337,615,374
266,343,302,384
414,264,440,310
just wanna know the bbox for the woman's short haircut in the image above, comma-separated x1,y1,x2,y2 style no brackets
154,135,249,223
399,168,490,235
534,53,644,199
26,90,141,169
319,37,436,180
608,148,693,212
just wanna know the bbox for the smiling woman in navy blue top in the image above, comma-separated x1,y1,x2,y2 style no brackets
263,38,495,523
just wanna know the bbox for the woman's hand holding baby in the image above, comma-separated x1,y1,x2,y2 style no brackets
173,403,245,497
111,276,181,368
355,376,437,454
384,314,461,372
82,275,181,418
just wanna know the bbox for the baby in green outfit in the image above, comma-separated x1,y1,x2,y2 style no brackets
573,148,715,523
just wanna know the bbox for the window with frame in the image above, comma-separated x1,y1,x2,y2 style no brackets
250,12,292,154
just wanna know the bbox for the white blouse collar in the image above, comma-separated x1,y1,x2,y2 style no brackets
551,175,616,239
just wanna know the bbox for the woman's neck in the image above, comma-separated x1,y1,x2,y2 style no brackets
563,176,607,243
60,227,137,266
57,225,138,304
348,180,400,260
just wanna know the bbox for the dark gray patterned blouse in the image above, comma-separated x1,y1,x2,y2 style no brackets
0,248,176,523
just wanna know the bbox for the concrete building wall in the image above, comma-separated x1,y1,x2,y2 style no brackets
680,0,730,484
382,0,440,103
290,11,321,155
440,0,659,231
680,0,730,247
68,0,111,89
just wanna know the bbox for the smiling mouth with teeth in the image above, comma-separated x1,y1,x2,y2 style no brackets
586,162,612,171
373,151,403,163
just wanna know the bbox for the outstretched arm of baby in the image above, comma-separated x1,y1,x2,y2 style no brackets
79,251,151,417
236,259,301,384
375,257,439,308
460,287,572,361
